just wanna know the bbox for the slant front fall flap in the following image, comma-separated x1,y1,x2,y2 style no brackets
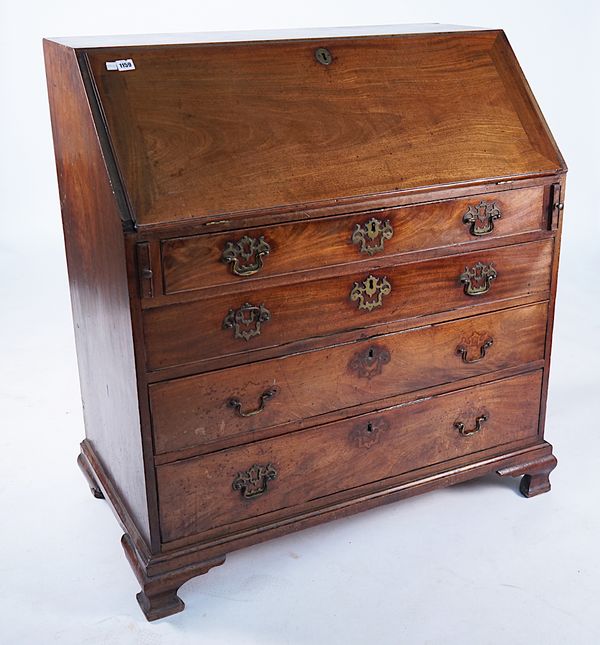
85,30,564,226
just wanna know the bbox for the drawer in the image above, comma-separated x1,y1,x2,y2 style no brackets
150,302,547,455
161,186,545,295
144,239,553,371
157,371,543,542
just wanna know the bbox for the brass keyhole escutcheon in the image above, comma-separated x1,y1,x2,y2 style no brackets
315,47,332,65
350,274,392,311
352,217,394,255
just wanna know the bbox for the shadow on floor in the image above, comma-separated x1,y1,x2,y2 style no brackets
447,470,524,496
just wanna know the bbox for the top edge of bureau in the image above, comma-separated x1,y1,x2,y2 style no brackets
45,24,491,49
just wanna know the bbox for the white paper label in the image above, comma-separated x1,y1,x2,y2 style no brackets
105,59,135,72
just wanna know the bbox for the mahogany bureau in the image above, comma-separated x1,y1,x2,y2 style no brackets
44,24,566,621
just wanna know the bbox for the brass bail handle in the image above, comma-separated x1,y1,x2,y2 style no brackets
228,387,279,418
222,235,271,277
454,414,487,437
456,338,494,364
459,262,497,296
462,201,502,236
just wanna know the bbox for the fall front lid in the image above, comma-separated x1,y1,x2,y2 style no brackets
85,28,564,226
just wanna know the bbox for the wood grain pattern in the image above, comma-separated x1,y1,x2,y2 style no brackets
157,371,543,542
161,186,545,295
150,302,547,455
143,239,553,371
43,40,151,544
44,26,565,622
130,175,561,240
85,31,563,226
81,421,556,561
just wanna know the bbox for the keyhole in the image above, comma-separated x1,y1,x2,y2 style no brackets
367,347,375,359
369,278,374,289
315,47,332,65
366,422,373,433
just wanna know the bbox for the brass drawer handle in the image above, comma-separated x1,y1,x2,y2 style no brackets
462,200,502,236
222,235,271,276
228,387,279,417
459,262,497,296
456,335,493,363
351,217,394,255
454,414,487,437
232,463,278,499
350,274,392,311
223,302,271,341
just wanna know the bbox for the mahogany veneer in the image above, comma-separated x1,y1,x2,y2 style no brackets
160,186,546,295
150,303,548,454
44,24,565,621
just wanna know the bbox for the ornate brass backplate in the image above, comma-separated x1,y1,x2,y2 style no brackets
223,302,271,340
456,332,494,363
459,262,497,296
232,463,278,498
350,274,392,311
350,418,390,449
222,235,271,276
351,217,394,255
349,344,391,379
462,200,502,236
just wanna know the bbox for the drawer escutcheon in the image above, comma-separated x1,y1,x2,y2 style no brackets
350,274,392,311
351,217,394,255
232,463,278,499
222,235,271,276
350,418,390,449
349,344,391,378
462,200,502,236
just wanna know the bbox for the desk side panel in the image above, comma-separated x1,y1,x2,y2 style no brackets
43,40,151,545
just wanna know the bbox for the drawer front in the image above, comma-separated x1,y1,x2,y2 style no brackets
161,186,545,294
157,371,543,542
144,239,553,371
150,302,547,454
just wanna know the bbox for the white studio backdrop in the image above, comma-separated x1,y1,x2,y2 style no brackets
0,1,599,644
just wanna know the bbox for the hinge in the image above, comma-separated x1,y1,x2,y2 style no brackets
549,183,564,230
136,242,154,298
